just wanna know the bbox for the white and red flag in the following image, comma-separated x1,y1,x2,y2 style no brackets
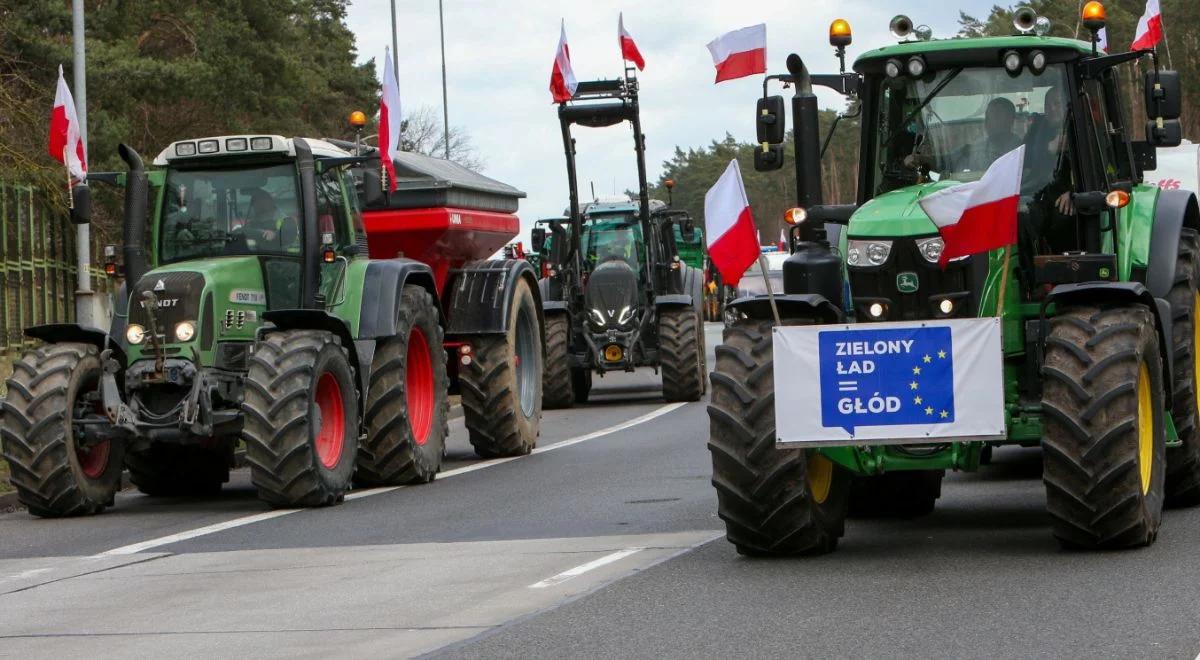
706,24,766,84
379,47,402,192
1131,0,1164,51
49,65,87,182
550,20,578,103
618,13,645,71
918,145,1024,267
704,160,760,286
1097,27,1109,53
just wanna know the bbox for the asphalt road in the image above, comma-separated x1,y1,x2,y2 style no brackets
2,322,1200,658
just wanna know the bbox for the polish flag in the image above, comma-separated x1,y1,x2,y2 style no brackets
1131,0,1164,51
706,24,766,84
48,65,87,182
379,47,402,192
918,145,1025,267
618,13,645,71
550,20,578,103
704,160,760,286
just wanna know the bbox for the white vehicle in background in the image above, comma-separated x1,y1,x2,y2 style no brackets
1144,139,1199,193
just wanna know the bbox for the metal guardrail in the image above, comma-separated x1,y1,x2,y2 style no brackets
0,181,110,394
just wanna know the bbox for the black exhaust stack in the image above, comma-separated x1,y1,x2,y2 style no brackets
786,54,824,243
294,138,321,309
119,144,149,287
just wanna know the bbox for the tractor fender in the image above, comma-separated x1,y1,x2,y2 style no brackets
358,258,440,339
654,294,693,308
1145,189,1200,298
1045,282,1174,410
260,309,369,413
727,293,844,324
542,300,570,314
445,259,542,338
538,275,566,306
24,323,126,367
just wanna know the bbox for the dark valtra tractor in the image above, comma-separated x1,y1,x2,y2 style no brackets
535,71,706,407
709,6,1200,555
1,134,543,517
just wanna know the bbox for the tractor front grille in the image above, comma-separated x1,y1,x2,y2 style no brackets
128,271,205,337
848,238,979,322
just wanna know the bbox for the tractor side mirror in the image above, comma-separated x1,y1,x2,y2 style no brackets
1146,118,1183,148
530,227,547,252
1072,191,1108,216
680,217,696,243
69,184,92,225
757,96,787,145
1144,70,1181,120
360,168,385,207
754,143,785,172
548,221,568,265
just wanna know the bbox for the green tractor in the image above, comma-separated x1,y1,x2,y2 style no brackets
709,7,1199,554
1,135,543,516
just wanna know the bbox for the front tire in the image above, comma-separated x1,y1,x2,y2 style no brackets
356,285,448,485
542,313,574,409
660,306,704,402
708,319,849,556
462,278,542,458
1041,305,1166,549
0,343,124,517
243,331,358,507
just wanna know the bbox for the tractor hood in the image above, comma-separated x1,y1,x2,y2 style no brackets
585,260,640,329
125,256,270,368
846,181,963,238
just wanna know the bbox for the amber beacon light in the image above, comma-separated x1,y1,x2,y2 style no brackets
1082,2,1106,30
829,19,852,47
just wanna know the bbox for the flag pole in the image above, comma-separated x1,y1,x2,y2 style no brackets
71,0,93,328
995,246,1012,318
65,146,73,210
438,0,450,160
758,254,782,326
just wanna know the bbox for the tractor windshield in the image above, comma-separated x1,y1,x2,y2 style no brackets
159,164,301,263
583,215,642,272
872,63,1069,196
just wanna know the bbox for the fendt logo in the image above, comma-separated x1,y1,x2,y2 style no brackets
141,298,180,308
153,279,166,292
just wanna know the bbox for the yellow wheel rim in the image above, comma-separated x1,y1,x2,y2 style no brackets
1193,292,1200,414
1137,362,1154,496
807,452,834,504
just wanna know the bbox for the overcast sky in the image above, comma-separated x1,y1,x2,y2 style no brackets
345,1,1002,241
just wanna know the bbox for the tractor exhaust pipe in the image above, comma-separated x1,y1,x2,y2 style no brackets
118,144,149,287
786,54,824,243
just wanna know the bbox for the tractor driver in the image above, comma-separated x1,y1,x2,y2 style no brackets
1025,85,1078,252
592,227,638,268
906,97,1023,174
240,189,300,253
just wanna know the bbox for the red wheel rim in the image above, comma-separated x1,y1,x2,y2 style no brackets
78,441,111,479
406,326,435,446
314,372,346,469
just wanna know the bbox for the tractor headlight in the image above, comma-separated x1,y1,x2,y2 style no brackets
916,237,944,263
1003,50,1023,75
174,321,196,342
617,306,634,325
126,324,146,345
590,309,607,326
906,56,926,78
847,239,892,267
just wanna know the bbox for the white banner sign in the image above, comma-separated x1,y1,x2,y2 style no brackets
774,317,1006,447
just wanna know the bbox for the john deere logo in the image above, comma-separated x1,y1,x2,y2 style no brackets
896,272,920,293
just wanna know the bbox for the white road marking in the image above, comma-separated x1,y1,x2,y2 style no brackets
0,567,52,583
527,547,644,589
98,402,687,556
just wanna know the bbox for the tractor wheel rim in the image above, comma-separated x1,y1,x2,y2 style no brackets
515,304,537,418
314,372,346,469
1137,361,1154,496
407,326,434,446
807,452,834,505
77,441,111,479
1193,293,1200,415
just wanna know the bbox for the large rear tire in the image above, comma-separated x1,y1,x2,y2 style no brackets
1041,305,1166,549
356,285,448,486
243,330,358,507
542,312,574,409
462,279,542,458
0,343,124,517
660,306,704,402
708,318,849,556
848,470,943,518
1165,229,1200,507
126,444,230,497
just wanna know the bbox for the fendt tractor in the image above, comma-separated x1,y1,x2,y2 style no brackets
0,133,543,517
709,6,1200,554
537,72,707,407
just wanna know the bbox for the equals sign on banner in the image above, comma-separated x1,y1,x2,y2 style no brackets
838,381,858,392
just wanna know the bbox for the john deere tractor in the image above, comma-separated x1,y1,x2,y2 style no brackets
537,72,707,407
1,135,543,516
709,6,1200,554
